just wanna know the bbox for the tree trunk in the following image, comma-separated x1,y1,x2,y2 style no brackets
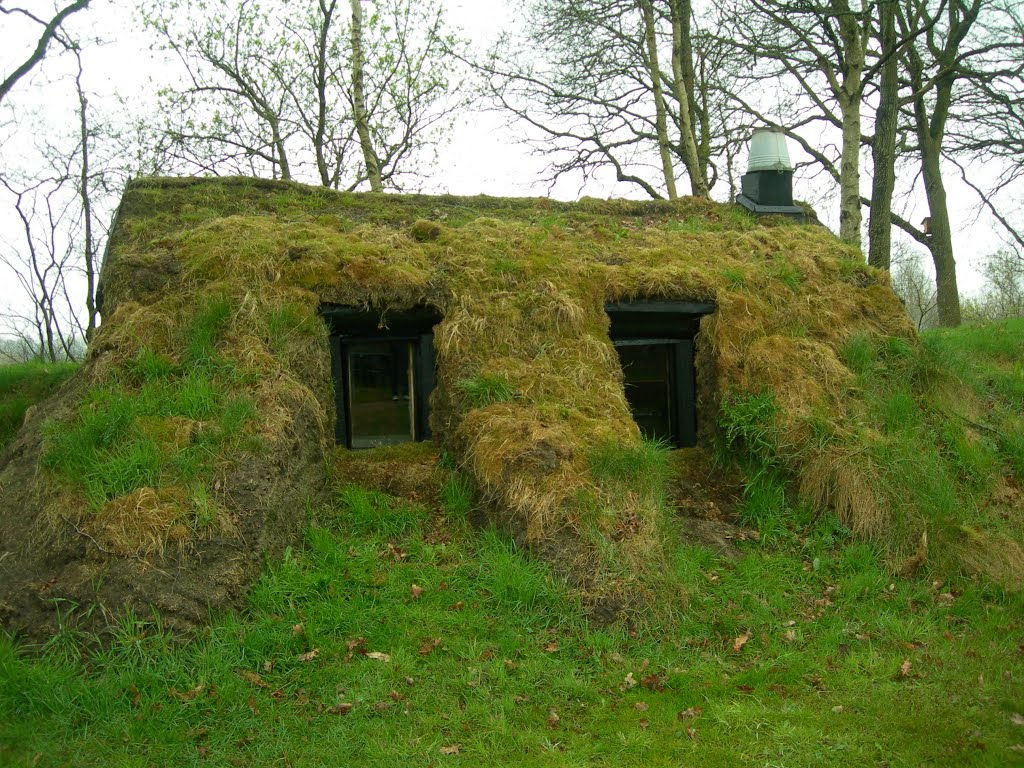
350,0,382,192
834,2,864,248
74,54,97,343
867,0,898,270
837,96,862,248
269,116,291,181
669,0,708,197
313,0,336,187
920,138,962,326
640,0,678,200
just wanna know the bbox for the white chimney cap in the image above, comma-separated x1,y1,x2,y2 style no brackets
747,128,793,173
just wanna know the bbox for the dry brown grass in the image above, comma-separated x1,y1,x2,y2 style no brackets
86,487,191,558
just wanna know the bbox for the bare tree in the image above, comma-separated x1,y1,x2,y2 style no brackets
890,240,938,330
0,0,90,105
479,0,726,200
963,247,1024,321
142,0,464,190
0,174,86,361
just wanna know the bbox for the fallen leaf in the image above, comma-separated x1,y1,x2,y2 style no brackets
410,583,425,599
638,718,650,730
197,745,210,758
634,701,649,712
404,676,415,686
686,726,698,741
543,641,559,653
170,683,205,701
418,637,442,656
328,702,353,715
1012,713,1024,726
623,672,637,689
237,670,269,688
261,659,275,674
296,689,309,706
448,601,465,611
246,695,260,716
373,701,392,712
733,632,752,652
297,648,320,663
366,651,391,662
782,630,797,644
439,744,461,755
127,684,141,708
641,672,665,692
292,623,304,636
547,708,560,729
677,707,703,720
343,637,368,663
832,705,844,714
898,659,913,678
735,684,755,694
514,694,528,704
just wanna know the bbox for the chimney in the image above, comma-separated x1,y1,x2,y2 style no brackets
736,128,807,221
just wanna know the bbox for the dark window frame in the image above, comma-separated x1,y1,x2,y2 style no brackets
606,301,714,448
322,305,439,449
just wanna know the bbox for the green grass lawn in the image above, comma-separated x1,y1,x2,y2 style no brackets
2,482,1021,767
2,323,1023,767
0,361,78,451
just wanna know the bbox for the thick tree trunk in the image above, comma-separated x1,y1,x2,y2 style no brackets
640,0,678,200
867,0,898,270
834,4,864,248
669,0,709,197
350,0,382,192
920,140,962,326
838,97,862,248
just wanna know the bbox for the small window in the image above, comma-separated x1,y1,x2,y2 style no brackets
607,301,714,447
322,305,439,449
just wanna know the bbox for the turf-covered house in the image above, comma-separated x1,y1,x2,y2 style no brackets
1,176,1019,642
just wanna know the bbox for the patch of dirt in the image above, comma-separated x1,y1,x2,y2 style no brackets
668,448,758,559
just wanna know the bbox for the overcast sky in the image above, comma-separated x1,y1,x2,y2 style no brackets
1,0,1014,318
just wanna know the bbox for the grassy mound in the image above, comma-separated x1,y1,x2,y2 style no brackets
1,176,1020,642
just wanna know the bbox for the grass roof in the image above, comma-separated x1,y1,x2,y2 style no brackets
25,175,1021,629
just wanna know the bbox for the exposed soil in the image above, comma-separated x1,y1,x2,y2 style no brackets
668,448,758,559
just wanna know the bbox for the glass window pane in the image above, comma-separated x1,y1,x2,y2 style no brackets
616,343,673,441
347,341,414,448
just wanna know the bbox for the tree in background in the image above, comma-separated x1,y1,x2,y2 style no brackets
0,0,90,105
479,0,727,199
716,0,882,247
1,24,105,361
141,0,465,190
889,240,938,330
963,248,1024,321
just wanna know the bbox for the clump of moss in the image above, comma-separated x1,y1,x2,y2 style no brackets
409,219,443,242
